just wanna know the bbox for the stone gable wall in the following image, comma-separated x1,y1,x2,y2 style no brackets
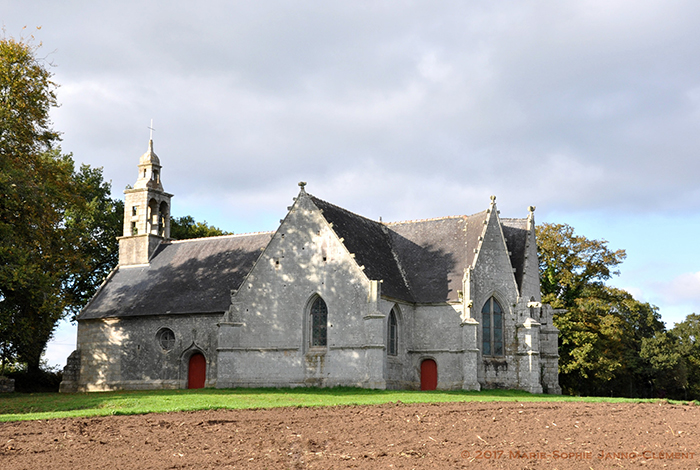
217,194,380,388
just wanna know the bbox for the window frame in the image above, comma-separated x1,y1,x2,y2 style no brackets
481,297,504,357
309,296,328,349
387,308,398,356
156,328,176,352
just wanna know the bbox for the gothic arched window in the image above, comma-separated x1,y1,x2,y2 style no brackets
387,308,398,356
310,297,328,347
482,297,503,356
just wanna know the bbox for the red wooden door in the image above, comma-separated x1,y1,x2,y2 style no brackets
420,359,437,390
188,353,206,389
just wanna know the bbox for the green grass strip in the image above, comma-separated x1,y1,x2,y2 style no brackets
0,387,693,422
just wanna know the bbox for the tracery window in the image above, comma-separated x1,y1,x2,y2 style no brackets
387,308,398,356
310,297,328,347
482,297,503,356
157,328,175,351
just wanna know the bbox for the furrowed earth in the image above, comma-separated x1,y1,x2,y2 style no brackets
1,401,699,469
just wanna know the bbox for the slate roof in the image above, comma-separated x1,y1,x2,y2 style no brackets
79,233,271,319
311,195,516,304
80,194,530,319
501,218,528,292
310,196,413,301
388,213,487,303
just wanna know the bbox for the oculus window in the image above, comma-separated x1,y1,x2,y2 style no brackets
157,328,175,351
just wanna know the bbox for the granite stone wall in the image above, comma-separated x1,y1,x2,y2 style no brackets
73,313,220,391
217,195,382,389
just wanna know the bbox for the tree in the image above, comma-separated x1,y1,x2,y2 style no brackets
62,164,124,314
537,223,626,309
669,313,700,399
1,36,64,372
640,331,688,398
0,35,59,158
170,215,231,240
536,223,664,396
0,36,122,373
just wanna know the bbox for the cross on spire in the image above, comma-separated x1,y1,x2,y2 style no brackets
148,119,155,140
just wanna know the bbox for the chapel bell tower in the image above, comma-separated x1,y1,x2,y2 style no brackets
118,139,173,266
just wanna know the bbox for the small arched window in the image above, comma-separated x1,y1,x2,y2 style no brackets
158,201,169,237
148,199,159,234
482,297,503,356
387,308,398,356
310,297,328,347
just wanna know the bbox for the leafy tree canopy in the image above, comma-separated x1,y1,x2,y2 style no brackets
170,215,231,240
537,223,627,309
0,36,122,373
536,223,665,397
668,313,700,398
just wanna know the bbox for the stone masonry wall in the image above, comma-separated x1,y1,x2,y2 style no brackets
217,194,379,389
75,313,220,391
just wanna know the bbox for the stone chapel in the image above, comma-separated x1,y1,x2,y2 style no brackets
60,140,561,393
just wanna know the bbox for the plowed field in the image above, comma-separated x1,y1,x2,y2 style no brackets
2,401,699,469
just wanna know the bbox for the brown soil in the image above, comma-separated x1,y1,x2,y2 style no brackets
1,401,699,469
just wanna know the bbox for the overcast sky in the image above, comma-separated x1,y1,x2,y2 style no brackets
3,1,699,368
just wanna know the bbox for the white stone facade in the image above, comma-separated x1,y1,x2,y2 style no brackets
60,143,560,394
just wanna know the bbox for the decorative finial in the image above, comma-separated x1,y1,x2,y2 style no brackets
148,119,155,141
528,205,536,213
490,195,496,203
298,181,307,190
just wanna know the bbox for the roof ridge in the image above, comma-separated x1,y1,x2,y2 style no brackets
308,194,383,226
386,215,467,225
169,231,273,244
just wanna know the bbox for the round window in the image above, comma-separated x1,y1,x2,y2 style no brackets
157,328,175,351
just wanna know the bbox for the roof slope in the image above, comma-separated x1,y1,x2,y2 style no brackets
79,233,270,319
387,212,489,303
501,218,528,292
311,195,530,304
80,194,532,318
310,196,414,302
388,217,466,303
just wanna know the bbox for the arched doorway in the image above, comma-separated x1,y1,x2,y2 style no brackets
188,353,206,389
420,359,437,390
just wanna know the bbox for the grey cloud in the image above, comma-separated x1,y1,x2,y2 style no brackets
4,1,700,218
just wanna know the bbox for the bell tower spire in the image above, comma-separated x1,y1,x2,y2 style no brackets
118,135,174,266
